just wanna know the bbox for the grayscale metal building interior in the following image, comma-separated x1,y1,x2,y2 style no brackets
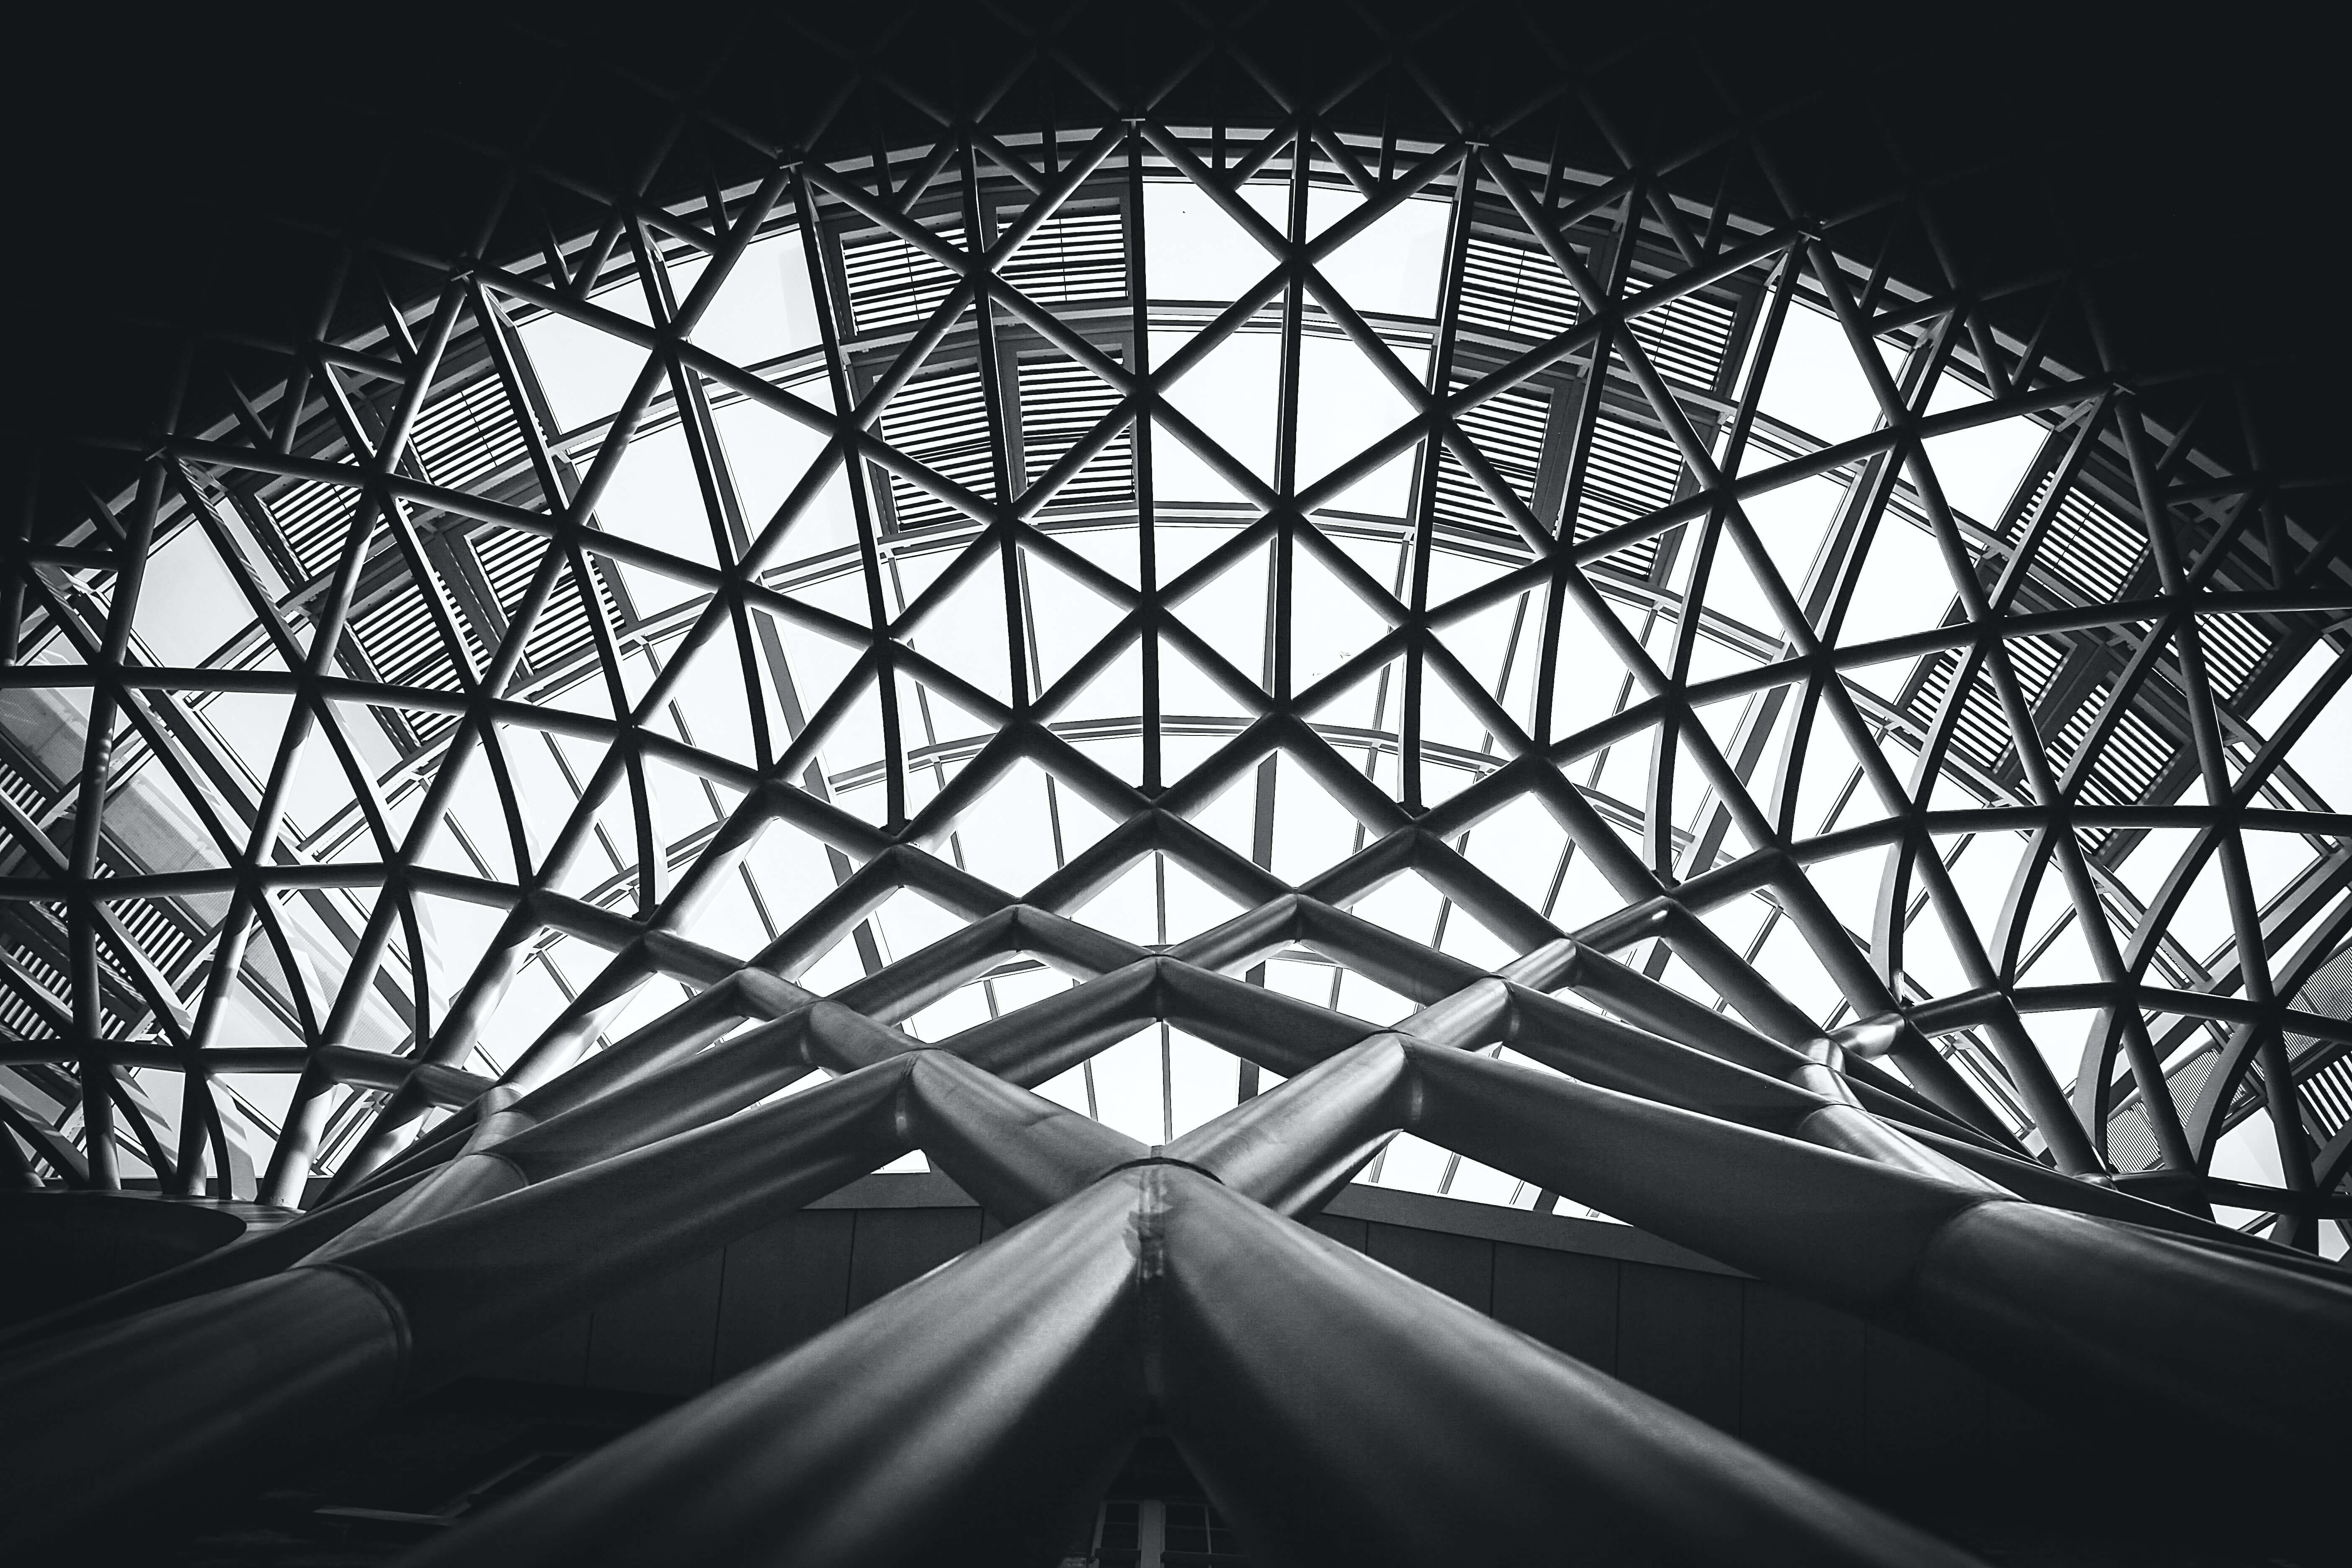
1,3,2345,1563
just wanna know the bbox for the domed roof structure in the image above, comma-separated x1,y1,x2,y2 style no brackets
1,3,2346,1563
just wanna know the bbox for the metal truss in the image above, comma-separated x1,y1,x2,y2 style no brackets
2,2,2351,1557
4,817,2350,1555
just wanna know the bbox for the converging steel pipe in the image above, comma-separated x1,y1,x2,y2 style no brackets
0,1042,1160,1548
1156,1169,1988,1568
0,1062,910,1545
1399,1043,2352,1457
399,1173,1154,1568
397,1159,1995,1568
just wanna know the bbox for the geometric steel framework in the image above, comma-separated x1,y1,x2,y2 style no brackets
2,7,2350,1560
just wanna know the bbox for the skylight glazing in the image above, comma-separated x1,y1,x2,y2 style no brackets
3,118,2347,1250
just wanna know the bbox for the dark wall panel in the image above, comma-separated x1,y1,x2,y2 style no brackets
845,1207,985,1313
474,1181,2058,1506
584,1248,724,1396
1862,1320,1988,1473
1364,1222,1492,1313
1490,1245,1619,1375
1615,1266,1743,1433
500,1310,592,1387
1303,1212,1368,1253
712,1209,856,1381
1738,1281,1865,1480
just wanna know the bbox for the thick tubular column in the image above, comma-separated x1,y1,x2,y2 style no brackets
341,968,810,1205
397,1162,1982,1568
1403,1044,2352,1456
0,1061,910,1546
0,1163,431,1350
400,1174,1153,1568
1168,1035,1416,1212
3,992,822,1345
315,1013,823,1252
902,1050,1148,1221
309,1085,537,1256
1155,1169,1988,1568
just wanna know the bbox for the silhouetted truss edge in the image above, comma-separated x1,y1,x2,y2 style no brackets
2,16,2351,1557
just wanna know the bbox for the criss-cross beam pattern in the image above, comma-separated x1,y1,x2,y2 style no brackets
4,843,2350,1553
3,1,2352,1552
7,77,2349,1239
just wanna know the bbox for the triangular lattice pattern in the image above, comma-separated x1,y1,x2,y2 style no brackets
0,5,2346,1254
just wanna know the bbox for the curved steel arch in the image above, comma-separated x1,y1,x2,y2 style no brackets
2,5,2350,1559
4,44,2348,1225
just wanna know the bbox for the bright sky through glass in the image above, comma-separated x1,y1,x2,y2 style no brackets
11,145,2344,1244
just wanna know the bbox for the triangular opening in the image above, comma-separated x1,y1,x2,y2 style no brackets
1293,330,1420,509
1732,469,1847,603
1426,580,1536,720
1169,534,1271,690
1918,374,2050,529
1836,516,1957,654
1756,299,1887,450
1053,644,1147,788
859,884,972,998
1289,530,1398,693
1457,789,1573,915
593,423,724,571
1543,590,1647,745
1019,539,1132,696
1071,849,1250,949
1267,749,1382,885
896,553,1017,707
1155,517,1255,586
1577,721,1658,846
1143,175,1285,322
510,281,658,436
944,756,1121,896
546,755,645,908
1155,632,1260,729
1303,652,1403,737
1803,841,1894,939
892,671,995,810
128,521,253,667
709,392,843,546
1155,329,1279,492
2019,1007,2102,1091
1693,524,1800,642
1312,186,1451,319
674,225,825,372
1147,411,1254,507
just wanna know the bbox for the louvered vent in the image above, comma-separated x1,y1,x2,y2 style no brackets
348,586,487,747
412,376,533,495
1908,633,2068,776
1434,380,1548,535
879,365,997,529
1624,281,1738,392
2063,704,2173,853
103,888,197,1001
0,925,69,1040
841,222,966,335
2302,1056,2352,1141
0,754,47,816
998,207,1126,306
462,526,623,683
1458,232,1579,340
2014,477,2144,601
1571,413,1685,579
2198,611,2270,705
266,477,373,580
1016,354,1130,510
